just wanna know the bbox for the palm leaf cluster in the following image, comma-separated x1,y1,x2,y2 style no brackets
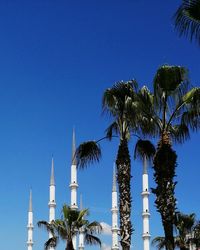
38,204,102,250
174,0,200,44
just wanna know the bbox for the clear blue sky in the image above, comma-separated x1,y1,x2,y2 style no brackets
0,1,199,250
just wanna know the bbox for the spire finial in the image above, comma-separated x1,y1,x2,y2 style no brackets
72,128,77,165
143,155,147,174
112,163,117,192
50,156,55,186
29,189,32,212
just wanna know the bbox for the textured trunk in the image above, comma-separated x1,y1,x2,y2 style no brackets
152,132,177,250
66,240,74,250
116,139,132,250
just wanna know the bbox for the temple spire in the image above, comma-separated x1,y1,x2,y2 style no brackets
29,189,32,212
27,189,34,250
50,156,55,186
72,128,77,165
48,157,56,250
142,156,151,250
112,163,117,192
70,129,78,250
111,164,119,250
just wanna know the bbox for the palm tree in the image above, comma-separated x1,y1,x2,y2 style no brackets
174,0,200,44
152,236,171,250
175,212,196,250
38,204,102,250
152,212,200,250
76,80,140,250
137,65,200,250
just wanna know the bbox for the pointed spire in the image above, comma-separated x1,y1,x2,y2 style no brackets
112,163,117,192
72,128,77,165
143,156,147,174
29,189,32,212
50,156,55,186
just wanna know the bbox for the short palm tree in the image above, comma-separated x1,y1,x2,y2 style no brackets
175,212,196,250
38,204,102,250
152,212,200,250
152,236,171,250
174,0,200,44
137,65,200,250
76,80,140,250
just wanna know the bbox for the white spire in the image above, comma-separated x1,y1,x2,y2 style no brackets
112,164,117,192
141,156,151,250
50,156,55,186
29,189,32,212
49,157,56,250
111,164,119,250
72,128,77,165
27,189,34,250
70,129,78,210
70,129,78,250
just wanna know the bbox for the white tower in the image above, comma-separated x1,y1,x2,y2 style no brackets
69,129,78,250
111,165,119,250
78,195,84,250
141,156,150,250
27,190,34,250
70,129,78,210
48,157,56,250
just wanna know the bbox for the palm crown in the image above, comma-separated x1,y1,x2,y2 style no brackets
138,65,200,143
38,204,102,250
174,0,200,44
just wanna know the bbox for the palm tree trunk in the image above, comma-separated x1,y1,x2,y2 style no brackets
152,132,177,250
116,139,132,250
66,240,74,250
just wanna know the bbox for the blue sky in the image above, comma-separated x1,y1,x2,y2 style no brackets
0,0,199,250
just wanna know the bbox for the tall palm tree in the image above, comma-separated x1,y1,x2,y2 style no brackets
38,204,102,250
174,0,200,44
76,80,140,250
137,65,200,250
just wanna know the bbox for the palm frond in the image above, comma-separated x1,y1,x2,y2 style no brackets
102,80,137,116
151,237,167,250
86,221,102,234
84,234,102,247
44,237,58,250
174,0,200,44
105,121,119,140
136,86,162,136
169,123,190,144
76,141,101,168
37,221,55,235
134,139,155,162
